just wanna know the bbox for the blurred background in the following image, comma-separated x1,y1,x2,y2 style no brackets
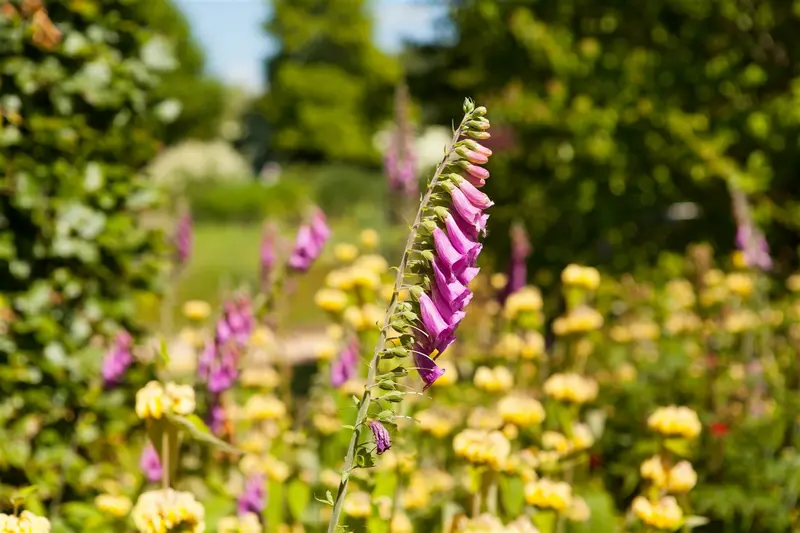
5,0,800,330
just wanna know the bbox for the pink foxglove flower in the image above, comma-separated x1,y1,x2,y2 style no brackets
101,330,133,388
384,83,418,198
288,207,331,272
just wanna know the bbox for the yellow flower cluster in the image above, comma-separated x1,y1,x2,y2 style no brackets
343,491,372,518
135,381,195,420
561,264,601,291
240,454,291,483
493,332,544,360
473,366,514,393
552,306,604,335
503,287,543,320
524,478,573,511
95,494,133,518
390,512,413,533
240,366,280,389
609,320,660,343
787,273,800,292
723,309,760,333
344,304,384,331
497,395,545,427
244,394,287,421
664,312,702,336
402,474,432,510
544,373,598,404
0,511,51,533
314,288,349,313
333,243,359,263
647,406,702,439
640,457,697,493
416,409,458,438
665,279,695,310
132,489,205,533
453,429,511,469
726,272,754,297
457,514,539,533
541,424,594,455
632,496,683,531
217,513,261,533
182,300,212,321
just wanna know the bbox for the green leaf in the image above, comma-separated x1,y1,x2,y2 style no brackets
287,479,311,521
684,516,710,529
663,438,692,457
499,475,525,517
166,413,241,455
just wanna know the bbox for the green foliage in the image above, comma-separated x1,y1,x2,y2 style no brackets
262,0,401,163
0,1,169,526
132,0,226,143
409,0,800,275
186,179,309,224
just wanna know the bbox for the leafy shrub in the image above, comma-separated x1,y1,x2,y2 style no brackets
186,180,310,224
0,1,170,526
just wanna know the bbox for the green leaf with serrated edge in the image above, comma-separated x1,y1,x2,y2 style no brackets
166,413,241,455
287,478,311,521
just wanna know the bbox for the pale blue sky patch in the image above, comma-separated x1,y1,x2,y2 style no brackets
174,0,449,93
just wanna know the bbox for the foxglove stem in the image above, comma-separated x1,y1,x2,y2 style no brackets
325,104,475,533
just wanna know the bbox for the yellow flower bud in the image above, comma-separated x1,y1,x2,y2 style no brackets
647,405,702,439
182,300,212,321
314,288,349,313
561,264,600,291
360,229,380,250
333,243,359,263
524,478,573,511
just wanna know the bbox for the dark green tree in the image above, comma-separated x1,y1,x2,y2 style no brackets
262,0,400,163
408,0,800,278
135,0,226,144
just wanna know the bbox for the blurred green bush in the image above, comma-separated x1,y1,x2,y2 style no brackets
0,2,172,528
187,180,309,224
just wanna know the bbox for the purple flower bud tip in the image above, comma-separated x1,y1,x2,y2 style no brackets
331,337,359,388
101,330,134,387
463,149,489,165
140,443,162,483
369,420,392,455
414,351,446,391
456,178,494,209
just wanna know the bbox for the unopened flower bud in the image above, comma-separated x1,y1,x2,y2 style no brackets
463,98,475,114
467,130,491,140
472,106,487,117
467,119,491,131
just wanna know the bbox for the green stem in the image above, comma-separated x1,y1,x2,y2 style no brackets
325,110,471,533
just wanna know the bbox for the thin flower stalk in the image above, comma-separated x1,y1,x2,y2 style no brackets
326,98,492,532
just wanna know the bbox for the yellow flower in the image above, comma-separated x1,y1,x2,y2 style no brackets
787,273,800,293
334,243,359,263
664,312,702,336
723,309,760,333
402,475,431,510
632,496,683,531
182,300,212,321
731,250,746,270
561,264,600,291
566,495,591,522
468,407,504,430
360,304,384,330
497,395,545,427
263,455,291,482
473,366,514,393
313,413,340,435
570,423,594,451
218,516,240,533
416,409,457,438
135,381,165,420
343,306,363,329
360,228,380,250
490,273,508,291
320,469,341,489
250,326,276,349
555,306,604,335
356,254,389,274
132,489,205,533
726,272,754,297
525,478,573,511
494,332,523,359
665,279,696,310
453,429,511,469
164,382,196,415
502,423,519,440
520,331,545,360
237,514,262,533
390,512,413,533
640,456,667,487
544,373,598,404
326,269,354,291
667,461,697,493
314,288,349,313
95,494,133,518
616,363,637,382
341,379,366,397
647,406,702,439
504,287,543,319
343,491,372,518
240,366,280,389
542,431,571,454
349,266,381,290
0,511,51,533
244,394,286,421
703,269,725,287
